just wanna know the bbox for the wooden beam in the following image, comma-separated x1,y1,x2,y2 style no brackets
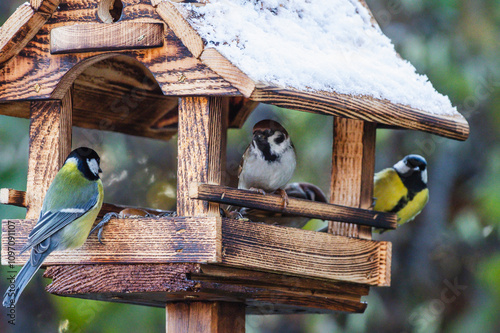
0,3,51,65
166,302,245,333
329,119,376,239
1,216,390,285
30,0,60,14
200,48,256,98
50,22,164,54
190,183,397,230
176,95,241,330
155,0,205,58
26,90,72,219
194,264,369,300
1,217,221,265
220,218,390,286
42,263,367,314
250,85,469,141
177,97,225,217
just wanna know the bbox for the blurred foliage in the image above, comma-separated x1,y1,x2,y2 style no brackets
0,0,499,332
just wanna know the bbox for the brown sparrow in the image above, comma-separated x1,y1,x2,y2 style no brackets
238,182,327,228
238,120,296,201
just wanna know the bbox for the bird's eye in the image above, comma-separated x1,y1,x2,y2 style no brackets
274,133,285,144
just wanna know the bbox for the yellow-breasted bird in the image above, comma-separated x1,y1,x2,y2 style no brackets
3,147,104,306
373,154,429,230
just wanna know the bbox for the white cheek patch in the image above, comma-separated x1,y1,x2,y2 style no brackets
60,208,86,213
65,157,79,166
421,169,428,184
268,133,290,155
393,160,411,175
87,158,100,176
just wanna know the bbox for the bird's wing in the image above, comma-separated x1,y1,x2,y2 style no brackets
20,182,99,254
373,168,407,213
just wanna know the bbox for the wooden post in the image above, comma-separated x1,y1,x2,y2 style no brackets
166,302,246,333
175,96,245,332
328,118,376,240
26,89,72,219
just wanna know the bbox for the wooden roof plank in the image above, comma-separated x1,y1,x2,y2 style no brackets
154,0,205,58
200,48,256,98
0,3,50,66
30,0,60,14
250,84,469,141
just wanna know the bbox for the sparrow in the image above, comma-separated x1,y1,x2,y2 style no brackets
373,154,429,231
238,119,296,205
237,182,327,228
3,147,104,306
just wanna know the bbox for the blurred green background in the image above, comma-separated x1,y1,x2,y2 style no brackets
0,0,499,332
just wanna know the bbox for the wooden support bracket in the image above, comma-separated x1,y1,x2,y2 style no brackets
42,263,368,314
190,183,397,230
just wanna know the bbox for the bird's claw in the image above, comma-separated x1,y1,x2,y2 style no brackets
370,197,377,209
248,187,267,195
89,212,118,244
275,188,289,210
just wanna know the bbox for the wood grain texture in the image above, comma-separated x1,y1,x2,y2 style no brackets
50,22,164,54
72,83,178,140
194,264,369,300
200,48,256,98
30,0,60,14
0,1,239,102
0,3,50,65
166,302,245,333
43,263,367,313
329,119,375,239
0,189,26,207
0,101,30,118
1,217,221,265
190,183,396,229
220,218,390,286
177,97,225,217
2,216,390,285
26,93,72,219
250,85,469,141
155,0,205,58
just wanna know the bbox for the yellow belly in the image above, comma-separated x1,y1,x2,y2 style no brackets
373,168,429,225
59,180,103,249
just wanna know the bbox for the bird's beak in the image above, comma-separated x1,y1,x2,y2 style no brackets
98,167,103,173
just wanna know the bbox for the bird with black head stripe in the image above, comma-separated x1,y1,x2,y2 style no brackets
238,119,296,206
373,154,429,231
3,147,104,306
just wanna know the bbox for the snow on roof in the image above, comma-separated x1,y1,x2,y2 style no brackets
177,0,458,116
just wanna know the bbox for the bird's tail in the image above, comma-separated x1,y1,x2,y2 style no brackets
2,249,50,307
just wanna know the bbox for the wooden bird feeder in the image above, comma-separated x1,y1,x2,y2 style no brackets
0,0,469,332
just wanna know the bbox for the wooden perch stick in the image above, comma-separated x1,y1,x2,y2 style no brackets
0,188,171,218
190,183,397,230
0,189,26,208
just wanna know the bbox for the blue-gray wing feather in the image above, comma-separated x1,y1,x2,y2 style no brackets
20,183,99,254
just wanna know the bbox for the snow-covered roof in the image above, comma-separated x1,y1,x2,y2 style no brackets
180,0,456,117
0,0,469,140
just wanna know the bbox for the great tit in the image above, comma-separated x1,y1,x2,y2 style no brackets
373,154,429,230
3,147,104,306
